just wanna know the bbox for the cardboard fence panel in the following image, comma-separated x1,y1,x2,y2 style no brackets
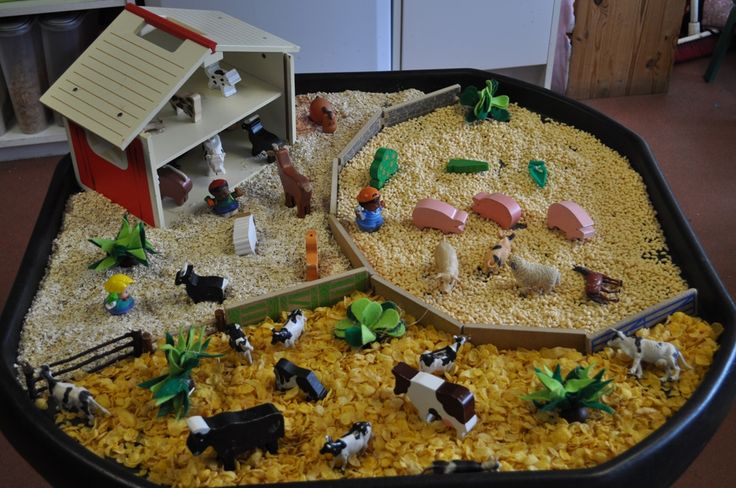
328,214,374,273
463,323,589,353
382,84,461,127
329,158,340,215
337,110,383,166
370,275,463,336
225,268,370,326
587,288,698,352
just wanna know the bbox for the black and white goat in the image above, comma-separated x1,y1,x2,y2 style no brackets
39,365,110,426
419,335,468,375
224,323,254,364
271,309,305,348
175,262,228,304
320,421,372,471
608,329,692,381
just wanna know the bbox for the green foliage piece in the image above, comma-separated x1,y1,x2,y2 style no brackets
528,160,548,188
446,158,490,174
459,79,510,123
88,214,157,271
369,147,399,189
521,363,614,423
139,326,222,419
334,298,405,347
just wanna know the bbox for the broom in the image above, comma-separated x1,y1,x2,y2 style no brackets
676,0,718,62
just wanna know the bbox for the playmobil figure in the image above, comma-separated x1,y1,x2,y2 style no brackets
204,179,243,217
204,62,242,97
608,329,692,381
224,323,254,364
419,335,468,375
202,134,226,176
158,165,192,206
434,239,459,293
573,266,623,304
309,96,337,133
103,273,135,315
271,309,306,347
392,361,477,438
273,145,312,218
39,365,110,426
186,403,284,471
320,421,372,471
355,186,385,232
547,201,595,240
480,233,515,276
274,358,328,401
424,458,500,474
412,198,468,234
242,114,285,157
175,263,229,304
471,192,522,229
508,255,561,296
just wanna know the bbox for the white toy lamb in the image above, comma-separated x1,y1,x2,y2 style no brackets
508,255,560,296
608,329,692,381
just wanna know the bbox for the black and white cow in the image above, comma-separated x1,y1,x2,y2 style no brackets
424,457,501,475
175,263,228,304
608,329,692,381
419,335,468,375
271,309,305,348
224,323,254,364
39,365,110,426
273,358,327,401
320,421,372,471
242,114,285,157
186,403,284,471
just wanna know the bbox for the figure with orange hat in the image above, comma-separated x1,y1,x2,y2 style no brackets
355,186,385,232
205,179,244,217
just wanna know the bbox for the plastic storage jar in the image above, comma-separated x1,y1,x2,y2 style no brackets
40,12,89,126
0,16,48,134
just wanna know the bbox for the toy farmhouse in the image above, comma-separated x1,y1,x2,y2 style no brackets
40,4,298,228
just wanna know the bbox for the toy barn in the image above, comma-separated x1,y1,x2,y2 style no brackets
39,4,298,228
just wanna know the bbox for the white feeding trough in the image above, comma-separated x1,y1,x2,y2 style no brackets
233,214,257,255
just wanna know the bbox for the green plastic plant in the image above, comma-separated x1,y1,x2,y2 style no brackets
88,214,157,271
459,79,510,123
334,297,406,347
522,363,614,423
138,327,222,419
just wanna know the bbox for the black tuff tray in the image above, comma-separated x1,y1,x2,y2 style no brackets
1,70,734,488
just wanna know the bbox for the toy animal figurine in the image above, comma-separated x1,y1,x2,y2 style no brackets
169,91,201,122
309,96,337,133
204,179,243,217
103,273,135,315
434,239,459,293
508,255,561,296
320,421,372,471
573,266,623,304
158,164,192,206
202,134,226,176
471,192,522,229
39,365,110,426
271,309,306,347
273,358,328,401
204,62,242,97
608,329,692,381
242,114,285,157
480,233,515,276
355,186,385,232
175,263,229,304
186,403,284,471
413,198,468,234
419,335,468,374
392,361,477,438
424,457,500,475
224,323,254,364
547,201,595,240
273,146,312,218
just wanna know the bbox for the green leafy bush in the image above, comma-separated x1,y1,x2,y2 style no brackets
459,79,510,123
88,214,156,271
334,297,406,347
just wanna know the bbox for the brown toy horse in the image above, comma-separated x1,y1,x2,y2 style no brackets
271,146,312,218
573,266,623,304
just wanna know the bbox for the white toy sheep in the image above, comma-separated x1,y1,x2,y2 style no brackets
434,239,459,293
608,329,692,381
508,255,560,296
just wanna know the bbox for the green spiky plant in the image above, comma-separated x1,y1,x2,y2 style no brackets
522,363,614,423
459,79,511,123
334,297,406,347
138,327,222,419
88,214,157,271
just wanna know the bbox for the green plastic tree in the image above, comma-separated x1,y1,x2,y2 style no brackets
334,297,406,347
138,327,222,419
88,214,157,271
459,79,511,123
522,363,614,423
369,147,399,189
